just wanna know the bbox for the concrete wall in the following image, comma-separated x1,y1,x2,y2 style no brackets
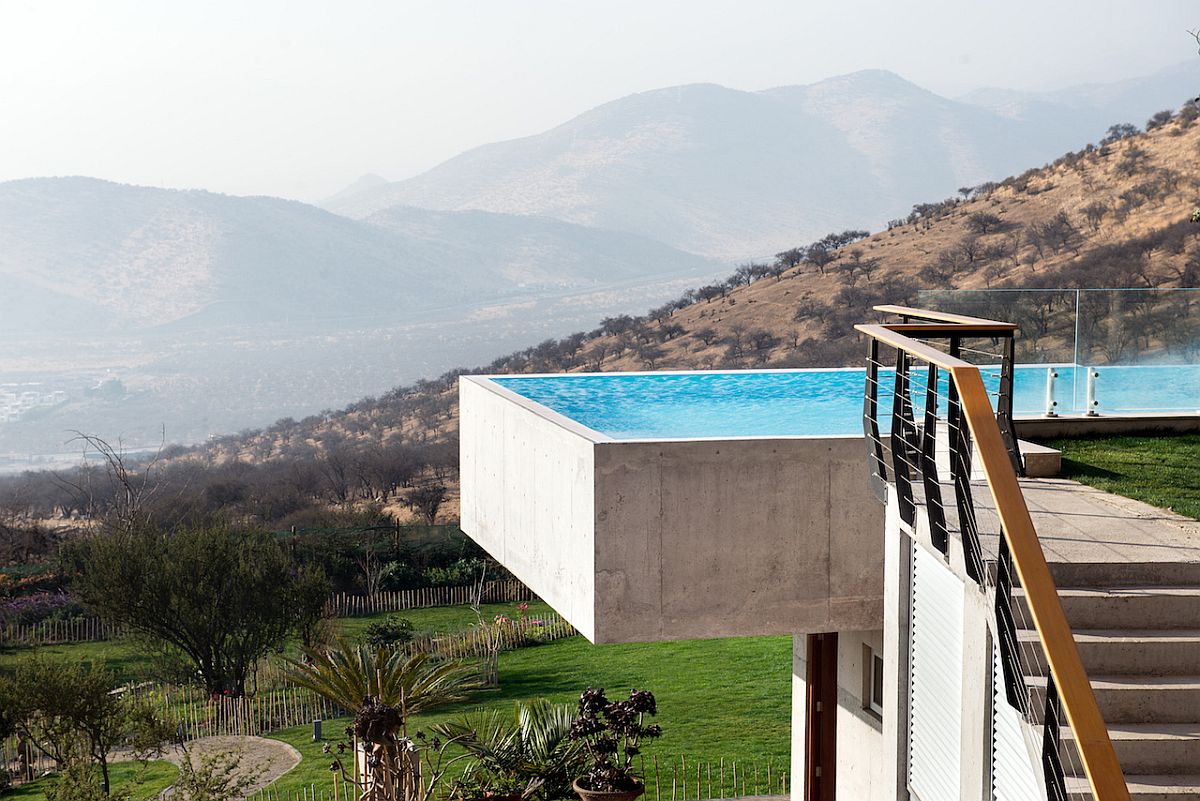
459,377,598,640
1016,412,1200,438
461,377,886,644
592,436,884,642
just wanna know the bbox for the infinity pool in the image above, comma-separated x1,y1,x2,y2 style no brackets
491,366,1200,440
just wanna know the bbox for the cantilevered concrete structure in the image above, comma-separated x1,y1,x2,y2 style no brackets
459,374,884,644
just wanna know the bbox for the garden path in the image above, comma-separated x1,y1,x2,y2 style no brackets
115,735,301,795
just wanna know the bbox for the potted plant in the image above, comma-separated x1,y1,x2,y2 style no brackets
433,698,584,800
569,688,662,801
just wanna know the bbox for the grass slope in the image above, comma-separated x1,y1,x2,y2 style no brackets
1049,434,1200,520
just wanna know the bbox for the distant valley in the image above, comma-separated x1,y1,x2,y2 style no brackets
2,61,1197,468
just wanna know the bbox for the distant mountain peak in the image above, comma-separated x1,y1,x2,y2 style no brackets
322,172,390,206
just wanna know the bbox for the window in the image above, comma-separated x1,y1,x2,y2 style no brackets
871,651,885,714
862,643,885,718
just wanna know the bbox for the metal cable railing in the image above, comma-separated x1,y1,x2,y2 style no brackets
858,305,1128,801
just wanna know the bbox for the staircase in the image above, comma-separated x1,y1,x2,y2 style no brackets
1015,561,1200,800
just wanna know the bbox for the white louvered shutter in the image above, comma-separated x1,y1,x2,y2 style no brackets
909,544,964,801
992,639,1045,801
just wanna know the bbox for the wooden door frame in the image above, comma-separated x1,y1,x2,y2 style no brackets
805,632,838,801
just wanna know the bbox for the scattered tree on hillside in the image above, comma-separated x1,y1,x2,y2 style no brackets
692,326,718,347
1082,201,1109,231
1146,109,1174,130
62,520,329,697
1101,123,1140,145
774,248,805,269
965,211,1004,234
406,484,448,525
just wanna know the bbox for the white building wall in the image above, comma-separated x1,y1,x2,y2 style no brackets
836,629,887,800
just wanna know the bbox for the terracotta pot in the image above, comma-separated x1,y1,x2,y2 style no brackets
572,778,645,801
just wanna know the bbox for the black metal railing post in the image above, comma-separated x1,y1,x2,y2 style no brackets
947,337,985,583
995,535,1029,715
920,363,949,554
1042,675,1069,801
997,334,1024,476
890,350,917,526
864,338,888,502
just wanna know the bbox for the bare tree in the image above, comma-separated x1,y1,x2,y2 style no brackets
53,432,165,530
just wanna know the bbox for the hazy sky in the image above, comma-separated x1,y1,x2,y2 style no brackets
2,0,1197,201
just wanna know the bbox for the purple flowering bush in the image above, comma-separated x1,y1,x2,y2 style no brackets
0,591,84,626
569,688,662,792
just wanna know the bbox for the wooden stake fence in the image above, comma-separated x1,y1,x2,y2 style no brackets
0,580,536,646
325,580,535,618
241,755,789,801
0,615,119,646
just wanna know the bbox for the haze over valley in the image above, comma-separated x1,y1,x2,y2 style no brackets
3,59,1198,469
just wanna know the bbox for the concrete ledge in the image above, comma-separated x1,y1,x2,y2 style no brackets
1019,440,1061,478
1016,412,1200,439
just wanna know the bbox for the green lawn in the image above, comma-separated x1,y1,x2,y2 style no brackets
336,601,555,641
2,760,177,801
1047,434,1200,520
1,602,792,797
267,634,791,795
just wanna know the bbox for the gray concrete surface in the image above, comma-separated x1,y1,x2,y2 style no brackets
460,375,886,643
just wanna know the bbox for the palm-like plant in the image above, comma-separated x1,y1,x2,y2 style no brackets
433,699,585,800
283,638,482,719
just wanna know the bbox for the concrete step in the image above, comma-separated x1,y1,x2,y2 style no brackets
1045,562,1200,590
1018,629,1200,675
1015,586,1200,630
1068,773,1200,800
1029,675,1200,724
1063,724,1200,776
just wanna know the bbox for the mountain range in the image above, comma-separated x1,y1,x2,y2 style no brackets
2,60,1198,466
323,62,1200,259
0,177,719,337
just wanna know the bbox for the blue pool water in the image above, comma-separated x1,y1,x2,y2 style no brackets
492,366,1200,440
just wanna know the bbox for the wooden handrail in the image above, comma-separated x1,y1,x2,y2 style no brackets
872,304,1019,329
860,311,1129,801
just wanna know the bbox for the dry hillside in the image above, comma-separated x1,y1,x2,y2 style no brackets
45,111,1200,525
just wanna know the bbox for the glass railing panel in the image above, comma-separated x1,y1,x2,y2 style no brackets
917,288,1200,416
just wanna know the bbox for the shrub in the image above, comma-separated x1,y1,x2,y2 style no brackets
379,560,423,591
1146,109,1174,131
0,591,84,626
424,557,485,587
364,616,414,649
